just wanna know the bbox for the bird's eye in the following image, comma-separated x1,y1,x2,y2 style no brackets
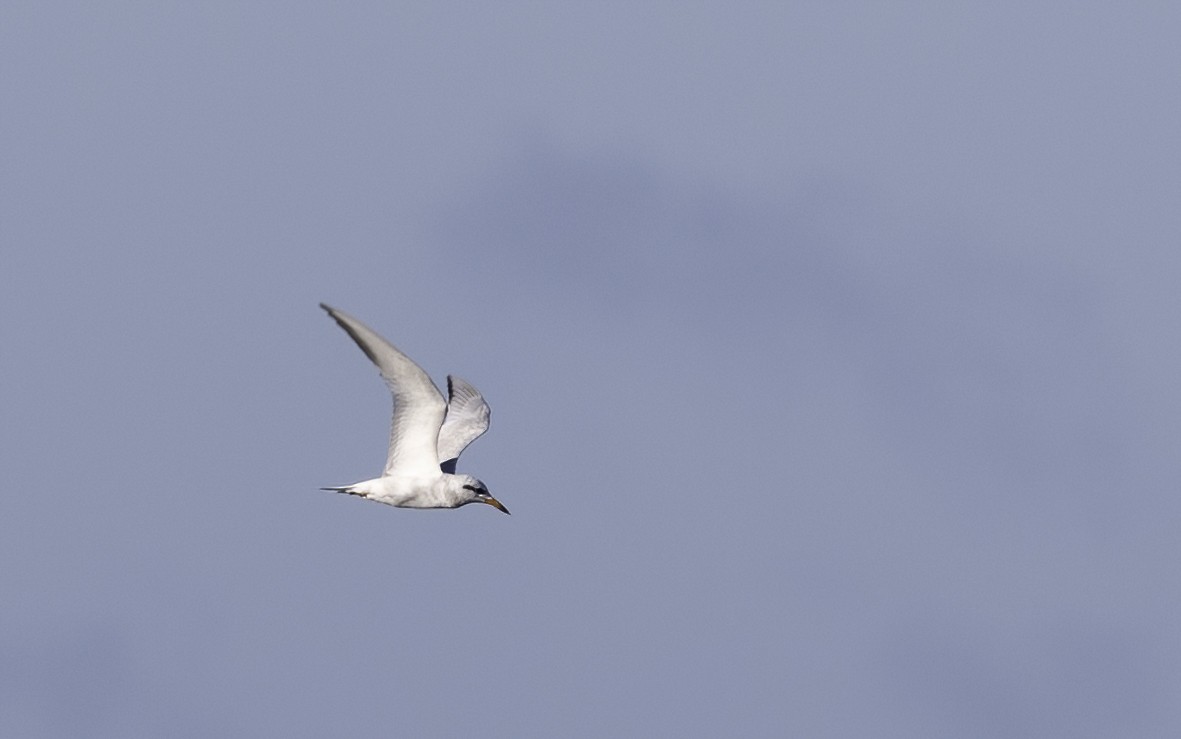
462,484,478,493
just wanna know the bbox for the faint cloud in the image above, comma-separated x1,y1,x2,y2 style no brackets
0,620,132,737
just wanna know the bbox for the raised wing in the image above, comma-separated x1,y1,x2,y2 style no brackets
437,375,491,474
320,304,446,477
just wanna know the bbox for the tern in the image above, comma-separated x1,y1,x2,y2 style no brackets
319,303,509,514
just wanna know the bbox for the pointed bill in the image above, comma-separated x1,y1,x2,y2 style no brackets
484,496,510,515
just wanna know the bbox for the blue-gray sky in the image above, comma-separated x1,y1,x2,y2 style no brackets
3,2,1180,736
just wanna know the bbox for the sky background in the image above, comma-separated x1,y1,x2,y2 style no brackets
3,2,1180,736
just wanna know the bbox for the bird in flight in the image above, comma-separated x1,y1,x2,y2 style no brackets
319,303,508,514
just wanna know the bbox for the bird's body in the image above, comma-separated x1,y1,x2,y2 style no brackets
325,472,481,508
319,303,508,515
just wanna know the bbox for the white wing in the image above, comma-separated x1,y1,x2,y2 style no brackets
437,375,491,474
321,304,446,477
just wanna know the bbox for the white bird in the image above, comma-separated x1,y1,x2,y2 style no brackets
319,303,508,514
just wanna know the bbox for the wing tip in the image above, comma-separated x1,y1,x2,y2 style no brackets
320,304,383,365
447,375,480,402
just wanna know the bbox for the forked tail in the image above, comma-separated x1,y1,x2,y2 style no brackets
320,486,368,498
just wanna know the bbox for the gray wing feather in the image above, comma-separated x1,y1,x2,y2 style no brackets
320,304,446,477
437,375,491,473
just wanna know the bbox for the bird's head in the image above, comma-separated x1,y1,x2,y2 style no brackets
457,475,510,515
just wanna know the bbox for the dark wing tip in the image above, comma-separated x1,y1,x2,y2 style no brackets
446,375,482,405
320,304,381,365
